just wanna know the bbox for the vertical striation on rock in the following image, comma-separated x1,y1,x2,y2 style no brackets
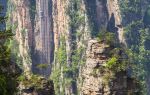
107,0,126,45
32,0,54,77
10,0,32,73
6,0,149,94
9,0,54,77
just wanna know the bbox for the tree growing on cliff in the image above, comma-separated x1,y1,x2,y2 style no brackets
0,4,18,95
97,28,117,46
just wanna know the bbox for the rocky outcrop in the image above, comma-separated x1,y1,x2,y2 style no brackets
18,75,54,95
81,40,139,95
81,40,110,95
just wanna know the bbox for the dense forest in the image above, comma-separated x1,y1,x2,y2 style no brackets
0,0,150,95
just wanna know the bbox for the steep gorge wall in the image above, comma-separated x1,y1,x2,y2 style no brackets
9,0,32,73
32,0,54,77
8,0,54,77
9,0,125,75
7,0,147,95
51,0,130,94
51,0,91,94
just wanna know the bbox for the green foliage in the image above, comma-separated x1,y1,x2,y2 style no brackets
0,4,20,95
50,36,67,94
0,75,7,95
105,47,129,72
66,0,85,41
17,74,26,82
97,29,116,45
119,0,150,93
55,36,67,66
51,34,86,94
52,0,86,94
18,74,47,89
50,68,61,95
0,7,13,65
106,57,118,68
119,0,142,18
36,64,49,69
0,31,13,39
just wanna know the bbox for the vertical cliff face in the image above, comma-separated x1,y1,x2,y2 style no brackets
9,0,125,75
107,0,126,45
9,0,32,73
51,0,91,94
8,0,149,94
32,0,54,77
52,0,69,50
80,1,130,94
51,0,131,94
84,0,125,44
9,0,54,77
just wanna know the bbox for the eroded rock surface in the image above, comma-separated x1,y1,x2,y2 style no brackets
18,76,54,95
81,39,139,95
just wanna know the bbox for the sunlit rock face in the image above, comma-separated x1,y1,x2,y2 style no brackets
9,0,54,77
81,40,139,95
9,0,32,73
